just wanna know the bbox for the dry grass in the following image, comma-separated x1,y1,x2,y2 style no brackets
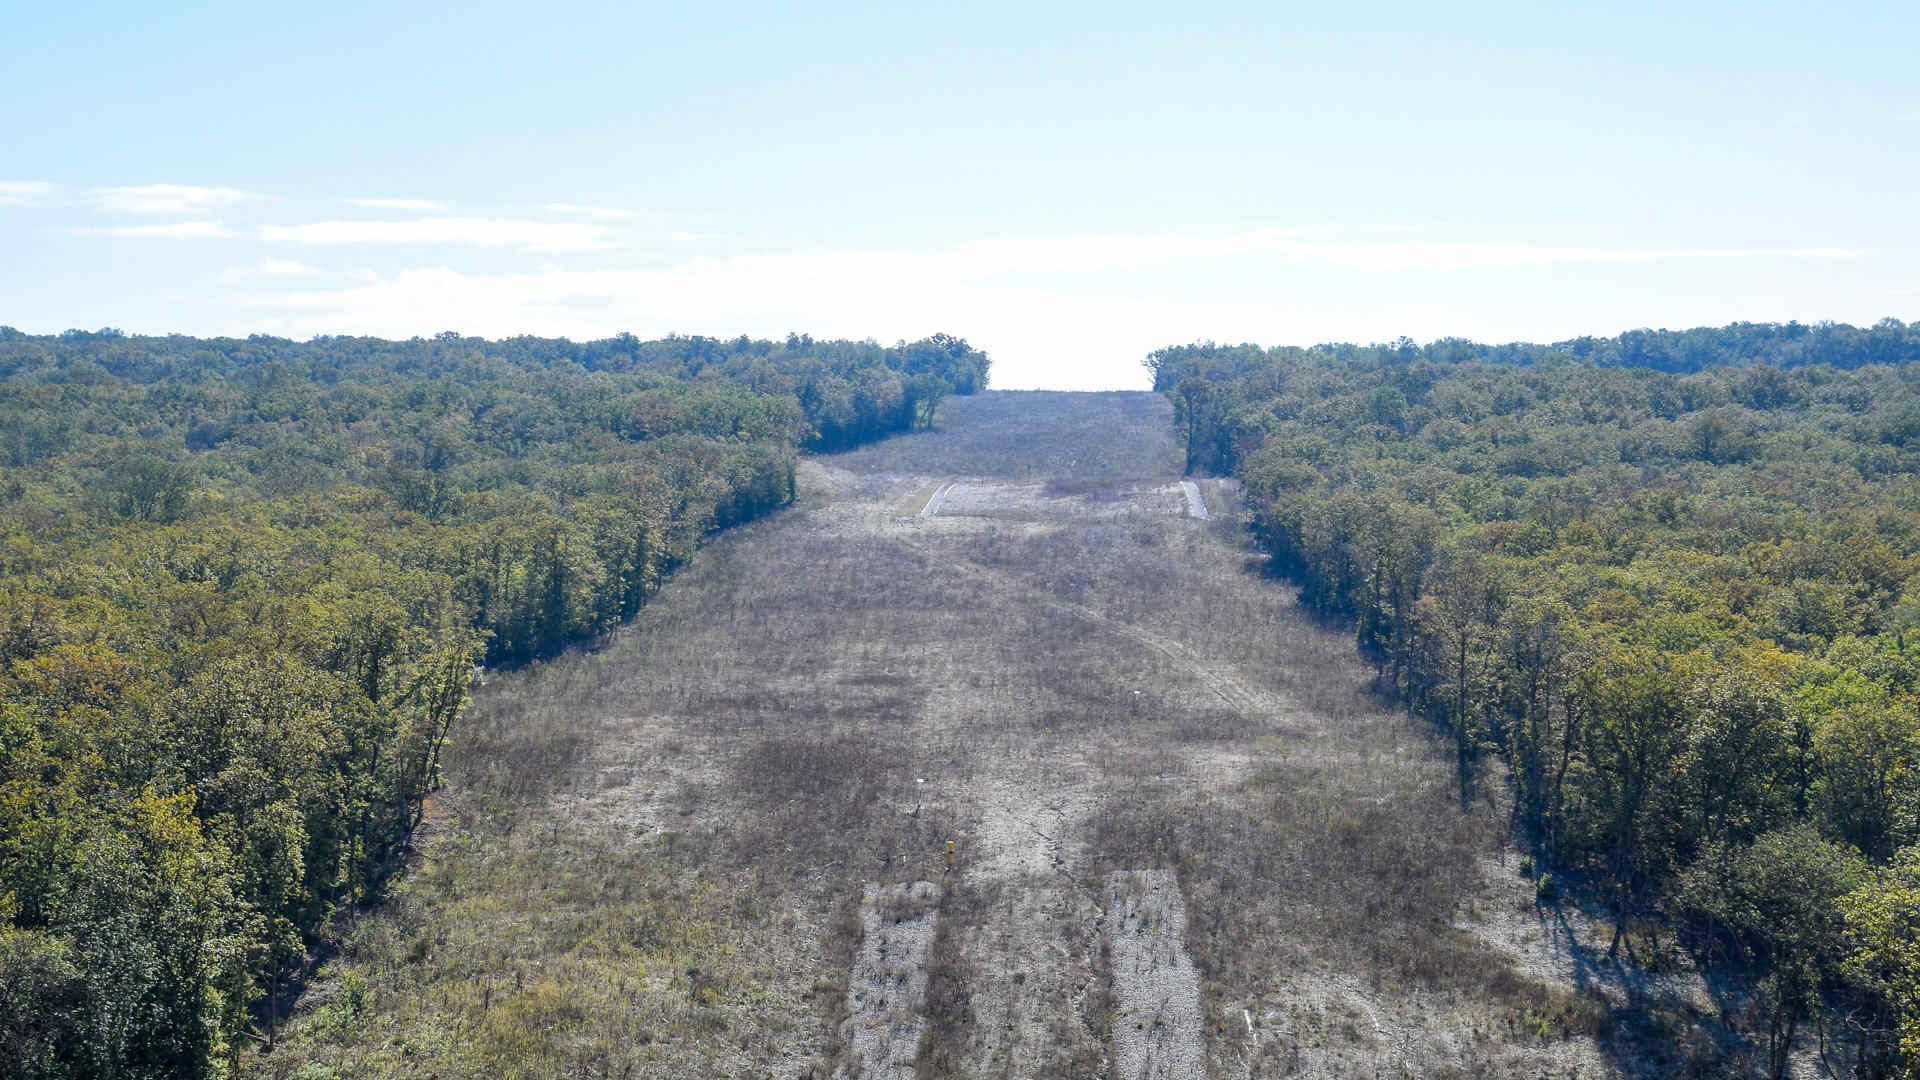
249,391,1695,1079
829,390,1182,480
914,876,984,1080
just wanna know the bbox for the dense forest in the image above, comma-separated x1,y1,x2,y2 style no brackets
1149,318,1920,398
1158,319,1920,1077
0,327,987,1077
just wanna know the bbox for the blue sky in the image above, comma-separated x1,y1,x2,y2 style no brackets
3,1,1916,388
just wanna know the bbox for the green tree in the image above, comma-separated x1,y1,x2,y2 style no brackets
1575,646,1691,954
1842,845,1920,1076
1682,826,1865,1078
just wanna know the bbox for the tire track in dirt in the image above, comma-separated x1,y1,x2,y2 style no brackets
952,554,1272,716
1098,613,1261,713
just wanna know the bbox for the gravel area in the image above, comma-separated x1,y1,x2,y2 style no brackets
836,880,943,1080
1104,869,1206,1080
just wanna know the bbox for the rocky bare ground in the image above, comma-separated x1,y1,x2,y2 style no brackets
836,881,943,1080
1105,870,1206,1080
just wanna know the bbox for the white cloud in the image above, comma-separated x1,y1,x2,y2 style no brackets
215,228,1884,389
78,220,233,239
217,257,324,282
215,233,1346,361
943,227,1329,276
545,202,645,220
0,180,56,206
258,217,617,254
1282,241,1867,272
93,184,261,215
343,197,444,211
211,258,1382,389
545,203,717,228
915,228,1865,277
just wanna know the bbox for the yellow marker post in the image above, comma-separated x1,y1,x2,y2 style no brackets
946,840,955,871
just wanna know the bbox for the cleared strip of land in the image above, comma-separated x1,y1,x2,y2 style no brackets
257,392,1622,1080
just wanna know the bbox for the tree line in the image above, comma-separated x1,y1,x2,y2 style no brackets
1158,319,1920,1077
1147,317,1920,392
0,327,987,1077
